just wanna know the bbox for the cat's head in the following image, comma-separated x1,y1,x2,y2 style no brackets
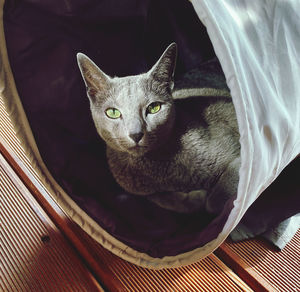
77,43,177,156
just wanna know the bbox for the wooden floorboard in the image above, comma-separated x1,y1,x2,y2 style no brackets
216,233,300,292
0,153,104,292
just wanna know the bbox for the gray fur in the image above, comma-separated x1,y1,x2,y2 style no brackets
77,43,240,213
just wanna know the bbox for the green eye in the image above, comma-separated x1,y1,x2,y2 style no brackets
106,108,121,119
147,102,161,114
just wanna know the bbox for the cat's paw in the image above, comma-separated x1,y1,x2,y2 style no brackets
148,190,207,213
186,190,207,207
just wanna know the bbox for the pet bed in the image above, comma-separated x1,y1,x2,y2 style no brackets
1,0,299,268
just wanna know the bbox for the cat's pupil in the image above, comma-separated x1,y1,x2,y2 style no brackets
147,102,161,114
106,108,121,119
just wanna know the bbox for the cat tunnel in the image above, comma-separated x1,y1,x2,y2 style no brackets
1,0,299,268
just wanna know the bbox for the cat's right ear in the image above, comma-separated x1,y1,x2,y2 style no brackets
148,43,177,91
77,53,111,102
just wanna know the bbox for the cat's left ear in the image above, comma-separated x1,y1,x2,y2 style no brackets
149,43,177,91
77,53,111,102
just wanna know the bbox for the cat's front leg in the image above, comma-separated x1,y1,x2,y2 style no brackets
147,190,207,213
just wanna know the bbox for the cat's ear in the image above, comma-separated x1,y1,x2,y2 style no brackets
77,53,111,101
149,43,177,90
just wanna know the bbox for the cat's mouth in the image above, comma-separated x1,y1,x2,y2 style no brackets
129,145,147,150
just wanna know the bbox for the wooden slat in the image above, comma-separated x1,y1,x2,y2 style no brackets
216,234,300,292
0,154,104,292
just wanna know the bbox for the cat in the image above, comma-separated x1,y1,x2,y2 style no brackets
77,43,240,214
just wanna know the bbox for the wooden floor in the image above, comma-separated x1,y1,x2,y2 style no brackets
0,154,104,292
1,96,299,291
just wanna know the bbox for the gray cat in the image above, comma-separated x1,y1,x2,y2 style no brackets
77,43,240,214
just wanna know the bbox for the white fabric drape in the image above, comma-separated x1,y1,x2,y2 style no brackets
192,0,300,246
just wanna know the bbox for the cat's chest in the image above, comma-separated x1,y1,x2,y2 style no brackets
106,146,211,195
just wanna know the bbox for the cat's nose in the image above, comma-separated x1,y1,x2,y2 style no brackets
129,132,144,143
